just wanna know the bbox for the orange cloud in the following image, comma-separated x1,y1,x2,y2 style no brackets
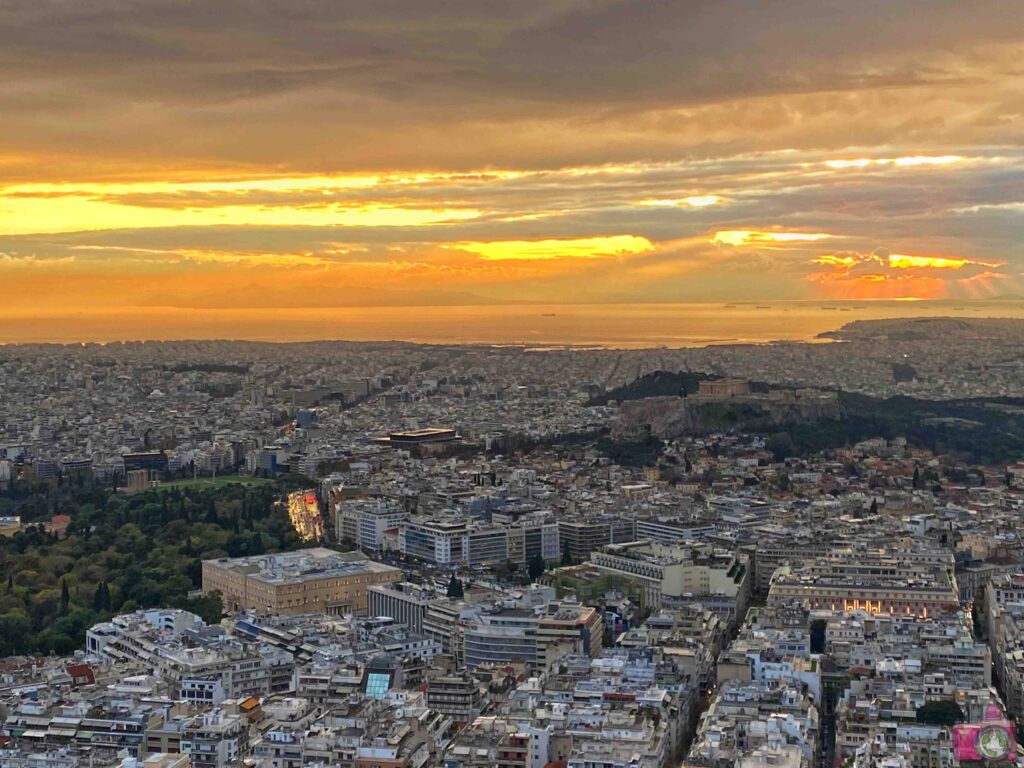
451,236,653,261
887,253,998,270
0,193,480,235
807,248,1007,300
812,254,858,267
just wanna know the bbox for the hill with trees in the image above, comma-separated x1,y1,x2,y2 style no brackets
594,368,1024,465
587,370,708,406
775,393,1024,464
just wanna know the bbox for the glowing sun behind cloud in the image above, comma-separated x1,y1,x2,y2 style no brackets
639,196,725,208
712,231,834,246
808,248,1006,300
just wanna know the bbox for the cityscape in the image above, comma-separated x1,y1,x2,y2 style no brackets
4,317,1024,768
4,2,1024,768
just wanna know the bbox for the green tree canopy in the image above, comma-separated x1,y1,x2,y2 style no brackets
916,700,965,727
0,476,303,654
562,541,573,566
446,575,465,599
528,552,547,581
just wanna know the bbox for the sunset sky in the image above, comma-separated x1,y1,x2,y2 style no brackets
2,1,1024,316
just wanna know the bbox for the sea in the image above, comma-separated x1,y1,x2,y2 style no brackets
2,301,1024,347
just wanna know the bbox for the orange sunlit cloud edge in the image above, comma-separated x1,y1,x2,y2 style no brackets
0,144,1022,307
806,248,1008,300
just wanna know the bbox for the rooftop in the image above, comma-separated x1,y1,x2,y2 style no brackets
205,547,400,584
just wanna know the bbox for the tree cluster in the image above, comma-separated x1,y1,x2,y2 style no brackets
0,477,305,656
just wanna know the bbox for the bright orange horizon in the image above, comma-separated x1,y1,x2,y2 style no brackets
1,2,1023,325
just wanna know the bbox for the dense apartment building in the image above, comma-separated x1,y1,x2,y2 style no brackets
558,518,635,563
986,572,1024,718
498,513,560,566
367,581,441,634
427,674,481,726
634,516,717,547
181,710,243,768
767,548,960,617
588,540,751,622
400,517,471,565
399,514,560,567
460,599,603,672
334,498,408,553
751,540,835,594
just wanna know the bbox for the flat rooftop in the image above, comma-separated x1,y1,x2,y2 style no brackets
380,428,459,444
205,547,400,584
